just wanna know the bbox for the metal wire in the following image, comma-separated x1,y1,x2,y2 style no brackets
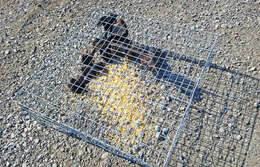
12,8,259,167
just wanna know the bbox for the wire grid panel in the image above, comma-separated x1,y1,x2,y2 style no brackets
14,9,220,167
169,66,259,167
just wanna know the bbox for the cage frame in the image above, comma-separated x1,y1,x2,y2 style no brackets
12,8,226,167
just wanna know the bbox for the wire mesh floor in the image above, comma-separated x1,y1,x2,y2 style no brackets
13,8,259,167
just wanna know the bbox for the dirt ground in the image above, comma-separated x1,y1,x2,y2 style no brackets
0,0,259,166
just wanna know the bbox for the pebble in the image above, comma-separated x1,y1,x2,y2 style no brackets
195,148,200,152
198,110,205,114
155,125,161,132
52,164,58,167
166,107,172,112
215,24,219,30
138,141,146,148
160,85,166,90
155,132,162,140
86,147,92,154
126,141,131,147
236,134,242,140
6,123,12,128
248,67,256,72
219,127,225,133
101,152,109,159
162,128,169,135
135,121,142,127
25,115,31,120
10,133,16,139
22,142,27,147
5,50,10,55
34,138,40,144
78,150,84,156
133,144,140,152
138,151,144,158
21,133,27,138
157,117,164,123
138,133,144,138
6,161,11,167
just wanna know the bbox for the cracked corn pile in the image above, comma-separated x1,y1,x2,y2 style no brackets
87,62,158,152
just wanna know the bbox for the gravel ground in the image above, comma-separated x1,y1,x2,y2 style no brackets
0,0,259,167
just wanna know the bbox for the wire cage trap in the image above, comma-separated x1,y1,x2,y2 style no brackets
12,9,229,166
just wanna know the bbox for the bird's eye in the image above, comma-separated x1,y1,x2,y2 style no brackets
115,21,119,25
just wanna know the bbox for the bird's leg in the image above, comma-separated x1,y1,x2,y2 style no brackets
68,38,106,94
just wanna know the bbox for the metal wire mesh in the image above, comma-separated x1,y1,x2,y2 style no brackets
169,66,259,167
13,8,258,167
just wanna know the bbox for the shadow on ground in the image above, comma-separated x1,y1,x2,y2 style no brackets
169,61,259,166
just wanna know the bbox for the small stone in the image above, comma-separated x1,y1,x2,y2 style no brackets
198,110,205,114
133,144,140,152
249,67,256,72
221,23,228,28
25,115,30,120
155,132,161,140
215,24,219,30
127,141,132,147
161,85,166,90
5,50,10,55
138,141,146,148
10,133,15,139
138,151,144,158
52,164,57,167
195,148,200,152
166,107,172,112
138,133,144,138
180,106,186,110
219,127,225,133
157,117,164,123
34,138,40,144
135,122,142,127
162,128,169,135
86,147,92,154
6,161,11,167
214,134,220,139
6,123,12,128
101,152,109,159
236,134,242,140
147,91,153,96
21,133,26,138
37,126,42,131
78,150,83,156
155,125,161,132
161,104,167,111
22,163,27,167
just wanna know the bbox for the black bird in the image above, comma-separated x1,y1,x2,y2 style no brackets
68,13,202,101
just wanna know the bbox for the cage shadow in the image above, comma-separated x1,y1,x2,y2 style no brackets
168,61,259,167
